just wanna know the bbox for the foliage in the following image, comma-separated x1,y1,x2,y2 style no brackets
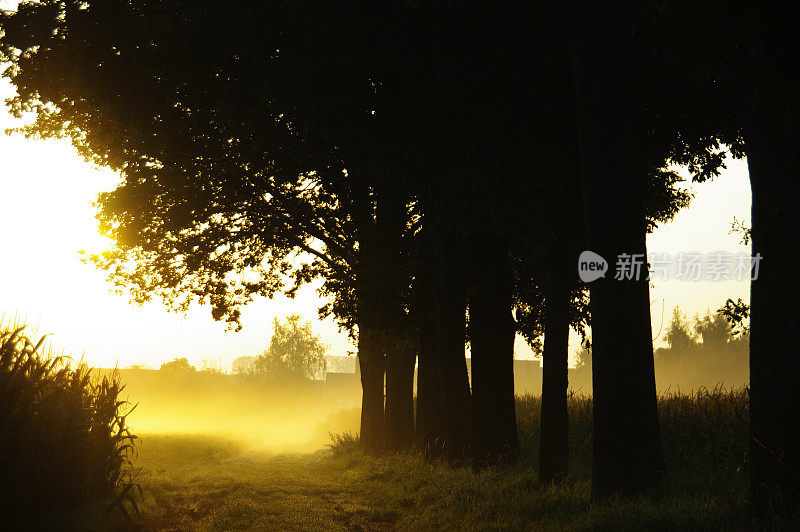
694,309,734,348
0,0,701,348
574,344,592,369
656,304,748,389
159,357,197,372
247,315,327,382
0,0,358,330
231,355,256,375
719,297,750,337
644,169,694,233
0,325,139,522
325,431,360,457
200,356,227,375
729,217,752,245
665,306,699,353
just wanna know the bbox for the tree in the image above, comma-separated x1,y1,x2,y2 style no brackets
665,307,697,355
231,356,256,375
694,311,732,350
642,0,800,512
655,302,748,391
411,238,445,456
572,2,666,496
469,233,518,464
574,345,592,369
249,315,327,382
160,358,196,372
740,7,800,510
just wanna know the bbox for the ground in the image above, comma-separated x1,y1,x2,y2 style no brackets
122,432,750,530
38,390,800,530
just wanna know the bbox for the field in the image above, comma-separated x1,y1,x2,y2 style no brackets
43,386,796,530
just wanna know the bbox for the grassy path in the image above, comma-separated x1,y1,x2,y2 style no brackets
83,391,798,530
133,434,403,530
124,432,761,531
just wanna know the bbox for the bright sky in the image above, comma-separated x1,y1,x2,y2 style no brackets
0,9,752,370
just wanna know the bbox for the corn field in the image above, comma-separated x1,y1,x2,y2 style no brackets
0,325,139,519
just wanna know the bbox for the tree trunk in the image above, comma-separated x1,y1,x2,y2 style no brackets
539,262,571,483
358,323,385,452
747,97,800,516
415,285,446,456
384,327,417,451
469,235,519,466
435,228,472,461
572,2,666,497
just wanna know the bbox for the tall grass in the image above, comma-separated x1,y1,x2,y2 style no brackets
515,386,749,486
0,325,139,521
318,387,757,529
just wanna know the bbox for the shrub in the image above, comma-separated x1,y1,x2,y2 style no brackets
0,326,139,521
326,431,360,456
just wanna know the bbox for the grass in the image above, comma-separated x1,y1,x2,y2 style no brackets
104,386,797,530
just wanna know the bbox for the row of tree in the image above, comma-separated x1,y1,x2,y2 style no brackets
2,0,797,514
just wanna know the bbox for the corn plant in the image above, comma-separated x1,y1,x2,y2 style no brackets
0,325,140,520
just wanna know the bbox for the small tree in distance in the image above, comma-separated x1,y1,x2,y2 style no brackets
160,357,197,372
248,315,327,383
200,356,228,375
231,356,256,375
664,307,697,355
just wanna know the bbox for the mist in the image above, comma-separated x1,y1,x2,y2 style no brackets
101,367,361,454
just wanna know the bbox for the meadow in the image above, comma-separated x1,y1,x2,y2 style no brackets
43,386,796,531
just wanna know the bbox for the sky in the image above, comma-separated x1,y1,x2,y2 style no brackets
0,6,752,370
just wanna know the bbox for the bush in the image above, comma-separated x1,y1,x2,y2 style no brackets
326,431,360,456
0,326,139,521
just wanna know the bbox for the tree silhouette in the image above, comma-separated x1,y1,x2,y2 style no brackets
572,1,666,496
